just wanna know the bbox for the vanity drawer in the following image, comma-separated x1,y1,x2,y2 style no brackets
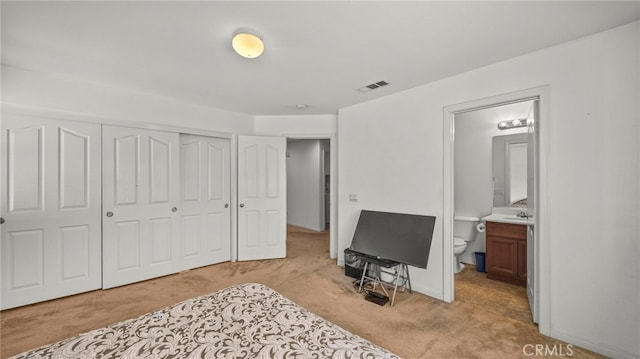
485,221,526,239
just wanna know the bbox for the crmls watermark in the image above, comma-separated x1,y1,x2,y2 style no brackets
522,344,574,357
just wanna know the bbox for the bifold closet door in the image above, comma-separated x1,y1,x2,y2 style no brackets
102,125,180,289
1,114,102,309
179,134,231,270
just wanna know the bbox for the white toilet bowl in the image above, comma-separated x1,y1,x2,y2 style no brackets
453,237,468,273
453,216,481,274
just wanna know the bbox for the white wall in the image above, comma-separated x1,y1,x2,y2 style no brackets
2,65,254,133
254,114,337,136
286,139,324,231
454,104,528,264
338,22,639,358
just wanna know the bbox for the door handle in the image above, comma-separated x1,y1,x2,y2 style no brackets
171,207,178,212
106,212,114,217
224,204,229,208
0,218,4,224
239,204,245,208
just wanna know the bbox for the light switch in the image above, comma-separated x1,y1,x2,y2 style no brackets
349,194,358,202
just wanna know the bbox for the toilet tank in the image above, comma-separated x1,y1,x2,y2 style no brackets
454,216,480,242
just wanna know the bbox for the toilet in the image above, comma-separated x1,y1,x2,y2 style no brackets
453,216,481,273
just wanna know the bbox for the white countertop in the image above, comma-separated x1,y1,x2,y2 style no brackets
482,213,534,226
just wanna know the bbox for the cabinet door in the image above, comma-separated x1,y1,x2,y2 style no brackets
518,239,527,281
486,236,518,278
1,114,102,309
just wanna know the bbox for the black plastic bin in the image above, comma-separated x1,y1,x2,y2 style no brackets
474,252,486,272
344,248,365,279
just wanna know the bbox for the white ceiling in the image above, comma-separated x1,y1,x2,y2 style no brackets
2,1,639,116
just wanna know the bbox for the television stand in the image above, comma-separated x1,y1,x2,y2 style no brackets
357,256,411,307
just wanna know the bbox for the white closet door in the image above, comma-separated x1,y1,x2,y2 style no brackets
102,125,180,289
1,114,101,309
179,134,231,270
237,135,286,261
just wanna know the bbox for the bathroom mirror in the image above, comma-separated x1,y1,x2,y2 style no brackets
492,133,528,207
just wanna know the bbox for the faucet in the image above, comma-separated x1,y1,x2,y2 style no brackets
516,211,530,218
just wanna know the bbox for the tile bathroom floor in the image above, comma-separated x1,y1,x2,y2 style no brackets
455,264,534,325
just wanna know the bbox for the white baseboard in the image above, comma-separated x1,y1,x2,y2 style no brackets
549,329,640,359
410,284,444,302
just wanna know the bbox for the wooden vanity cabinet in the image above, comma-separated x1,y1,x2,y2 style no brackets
485,221,527,286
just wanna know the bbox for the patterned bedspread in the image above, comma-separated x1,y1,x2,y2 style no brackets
11,283,400,358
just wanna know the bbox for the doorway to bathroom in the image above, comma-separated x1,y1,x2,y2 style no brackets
452,100,535,324
443,87,549,328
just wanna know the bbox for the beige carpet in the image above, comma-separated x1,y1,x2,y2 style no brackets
1,226,602,358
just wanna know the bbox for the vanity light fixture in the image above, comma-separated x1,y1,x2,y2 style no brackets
232,28,264,58
497,118,528,130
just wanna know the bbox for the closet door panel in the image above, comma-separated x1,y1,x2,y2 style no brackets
150,137,172,204
182,214,201,257
179,134,231,270
208,143,224,200
7,229,45,289
114,135,139,206
115,220,141,271
207,212,225,251
7,126,43,212
150,217,172,265
102,125,179,288
60,225,91,280
182,141,200,201
59,128,89,209
1,114,101,310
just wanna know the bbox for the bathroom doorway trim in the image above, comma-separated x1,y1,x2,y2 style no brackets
442,86,551,336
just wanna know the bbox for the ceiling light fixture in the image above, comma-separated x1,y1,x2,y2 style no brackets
497,118,528,130
231,28,264,59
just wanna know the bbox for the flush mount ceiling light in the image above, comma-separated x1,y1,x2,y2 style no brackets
232,28,264,59
497,118,528,130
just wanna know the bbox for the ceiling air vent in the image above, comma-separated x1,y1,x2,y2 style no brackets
356,80,390,93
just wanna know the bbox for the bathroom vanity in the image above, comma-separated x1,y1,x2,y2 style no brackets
484,220,527,286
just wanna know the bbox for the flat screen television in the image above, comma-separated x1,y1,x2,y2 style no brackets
349,210,436,269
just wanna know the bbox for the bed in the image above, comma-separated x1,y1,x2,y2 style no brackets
10,283,400,358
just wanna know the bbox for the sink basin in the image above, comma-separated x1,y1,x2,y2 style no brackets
481,213,533,225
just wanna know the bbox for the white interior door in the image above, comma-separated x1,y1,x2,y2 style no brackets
527,99,539,323
179,134,231,270
1,114,101,309
237,135,286,261
102,125,180,288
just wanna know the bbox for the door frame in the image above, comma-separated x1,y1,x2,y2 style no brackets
284,133,337,259
442,86,550,335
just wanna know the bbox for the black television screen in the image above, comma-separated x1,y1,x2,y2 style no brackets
349,210,436,269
